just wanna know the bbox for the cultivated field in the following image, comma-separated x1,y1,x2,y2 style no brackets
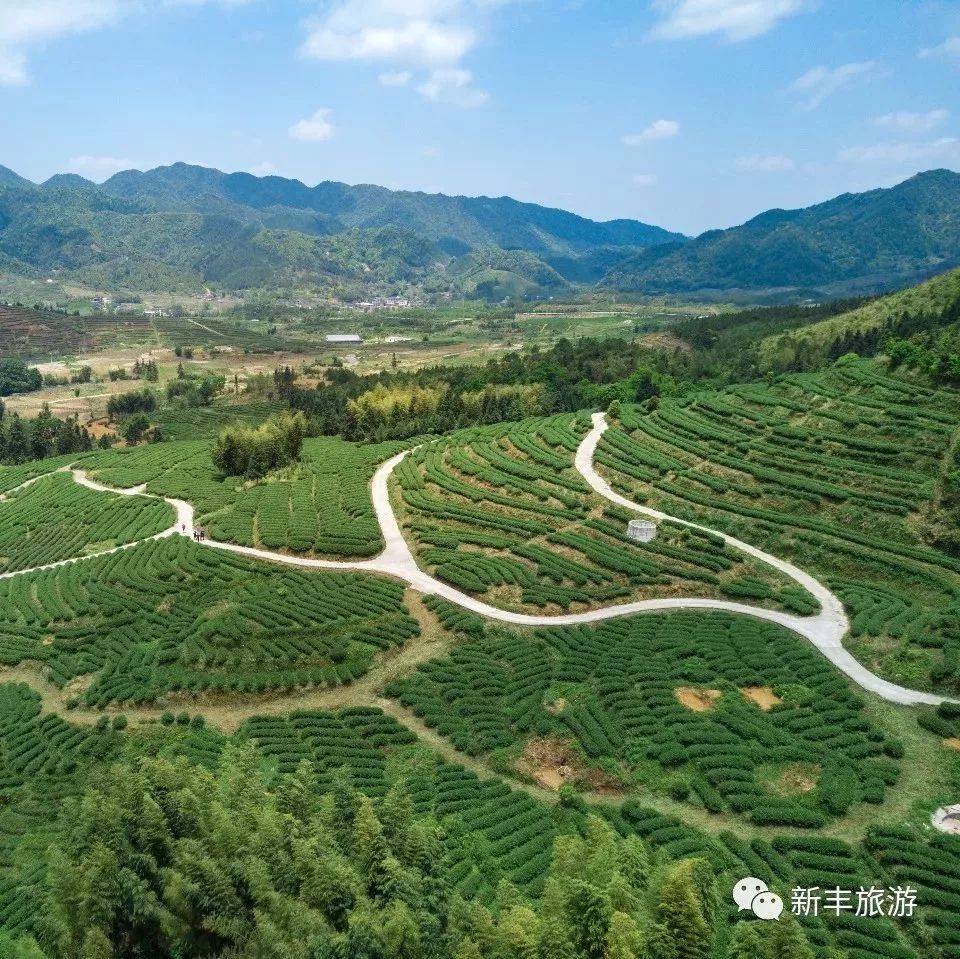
1,357,959,959
597,360,960,694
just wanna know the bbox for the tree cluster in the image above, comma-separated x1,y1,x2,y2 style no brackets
212,411,306,478
0,358,42,397
0,405,96,464
4,748,822,959
106,389,156,422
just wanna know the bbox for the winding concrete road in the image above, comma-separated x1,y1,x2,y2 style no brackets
0,417,949,705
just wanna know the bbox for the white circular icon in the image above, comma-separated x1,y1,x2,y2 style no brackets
733,877,768,911
750,891,784,921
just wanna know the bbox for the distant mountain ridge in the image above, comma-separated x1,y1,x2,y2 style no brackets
0,162,683,298
97,163,682,255
601,169,960,299
2,163,959,301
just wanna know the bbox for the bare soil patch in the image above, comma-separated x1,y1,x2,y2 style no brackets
740,686,782,710
943,738,960,752
777,763,820,794
66,674,94,694
675,687,722,712
545,697,567,715
513,736,622,794
86,420,118,440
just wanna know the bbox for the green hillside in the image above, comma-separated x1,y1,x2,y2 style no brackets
602,169,960,298
759,266,960,370
99,162,684,254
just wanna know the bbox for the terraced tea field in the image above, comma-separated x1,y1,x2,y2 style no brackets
392,414,818,615
1,356,960,959
597,360,960,693
388,610,901,826
0,536,418,706
81,436,402,557
0,471,172,572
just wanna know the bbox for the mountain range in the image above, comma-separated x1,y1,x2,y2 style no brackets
0,163,958,301
602,169,960,299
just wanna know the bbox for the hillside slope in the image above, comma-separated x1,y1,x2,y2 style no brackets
758,266,960,370
602,169,960,298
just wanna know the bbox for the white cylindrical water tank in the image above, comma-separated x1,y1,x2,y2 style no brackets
627,519,657,543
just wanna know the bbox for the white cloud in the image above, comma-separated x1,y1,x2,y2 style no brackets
289,108,336,142
874,109,949,134
788,61,880,110
417,68,487,107
299,0,505,107
66,155,136,178
920,36,960,60
301,0,477,67
0,0,123,85
249,161,279,176
0,0,259,85
379,70,412,86
631,173,658,187
734,153,795,172
622,119,680,144
649,0,806,42
0,50,27,85
838,138,960,164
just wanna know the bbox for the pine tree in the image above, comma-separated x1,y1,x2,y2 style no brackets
494,905,540,959
380,779,415,851
764,914,814,959
565,880,612,959
604,912,643,959
726,922,764,959
383,901,421,959
617,837,650,891
537,916,577,959
657,860,713,959
353,796,386,872
276,759,318,823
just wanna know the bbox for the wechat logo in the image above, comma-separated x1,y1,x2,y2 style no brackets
733,878,783,921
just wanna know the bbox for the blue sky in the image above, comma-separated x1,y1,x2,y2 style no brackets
2,0,959,235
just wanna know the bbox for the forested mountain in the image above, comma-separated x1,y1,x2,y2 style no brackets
3,162,959,302
602,169,960,298
99,162,682,253
0,163,682,297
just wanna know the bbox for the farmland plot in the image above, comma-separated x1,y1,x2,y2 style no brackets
598,359,960,693
0,471,172,572
392,414,818,614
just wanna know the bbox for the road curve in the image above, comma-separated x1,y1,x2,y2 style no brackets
0,423,950,706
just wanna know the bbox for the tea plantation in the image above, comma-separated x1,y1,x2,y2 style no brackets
598,359,960,693
388,610,901,826
0,536,419,705
393,414,817,614
80,435,402,557
0,471,172,572
0,681,939,959
3,356,960,957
